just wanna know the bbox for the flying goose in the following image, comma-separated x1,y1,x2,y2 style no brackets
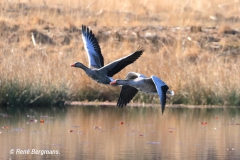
110,72,174,114
71,25,144,84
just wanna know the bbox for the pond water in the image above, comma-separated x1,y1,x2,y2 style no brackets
1,105,240,160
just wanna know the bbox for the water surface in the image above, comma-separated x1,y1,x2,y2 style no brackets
1,106,240,159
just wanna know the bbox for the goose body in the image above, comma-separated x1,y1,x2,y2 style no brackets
71,25,144,84
110,72,174,114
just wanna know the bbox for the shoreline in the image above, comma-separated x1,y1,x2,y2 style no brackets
65,101,240,108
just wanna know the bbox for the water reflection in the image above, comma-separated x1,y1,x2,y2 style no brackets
0,106,240,159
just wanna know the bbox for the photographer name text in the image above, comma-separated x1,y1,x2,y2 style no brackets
10,149,60,155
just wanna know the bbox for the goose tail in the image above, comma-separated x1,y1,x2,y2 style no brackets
167,90,174,96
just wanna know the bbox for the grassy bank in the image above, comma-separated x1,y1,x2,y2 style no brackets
0,0,240,107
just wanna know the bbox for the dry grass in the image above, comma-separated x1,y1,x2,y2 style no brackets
0,0,240,106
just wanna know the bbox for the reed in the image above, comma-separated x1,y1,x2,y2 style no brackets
0,0,240,106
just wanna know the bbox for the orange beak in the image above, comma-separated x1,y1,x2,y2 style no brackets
110,81,117,85
70,63,75,67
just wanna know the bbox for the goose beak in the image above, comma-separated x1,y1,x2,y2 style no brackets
110,80,117,85
70,63,75,67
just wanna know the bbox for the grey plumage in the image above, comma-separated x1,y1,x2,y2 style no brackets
110,72,174,114
71,25,144,84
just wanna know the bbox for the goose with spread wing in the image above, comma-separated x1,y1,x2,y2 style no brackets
110,72,174,114
71,25,144,84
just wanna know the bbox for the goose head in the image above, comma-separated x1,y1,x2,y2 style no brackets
70,62,85,68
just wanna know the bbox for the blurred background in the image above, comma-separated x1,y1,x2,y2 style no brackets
0,0,240,106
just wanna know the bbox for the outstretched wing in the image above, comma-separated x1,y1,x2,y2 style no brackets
116,72,143,108
117,86,138,108
151,76,169,114
99,46,144,77
82,25,104,69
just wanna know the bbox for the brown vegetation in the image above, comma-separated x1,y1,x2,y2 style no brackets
0,0,240,106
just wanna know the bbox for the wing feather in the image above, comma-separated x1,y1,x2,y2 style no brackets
116,72,142,107
99,46,144,77
82,25,104,69
117,85,138,108
151,76,169,114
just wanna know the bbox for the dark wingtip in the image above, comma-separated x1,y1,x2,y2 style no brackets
136,46,144,53
161,85,169,115
134,46,144,57
162,103,166,114
82,25,91,35
82,25,86,31
125,46,144,63
117,97,127,108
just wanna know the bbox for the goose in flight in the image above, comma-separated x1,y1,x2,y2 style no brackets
110,72,174,114
71,25,144,84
